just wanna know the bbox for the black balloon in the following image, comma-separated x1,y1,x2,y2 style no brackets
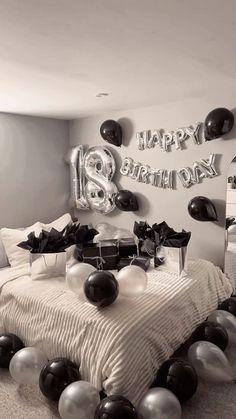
115,190,139,212
84,271,119,307
188,196,218,221
95,395,137,419
39,357,80,401
152,358,198,403
0,333,24,368
100,120,122,147
219,296,236,317
204,107,234,140
191,321,228,351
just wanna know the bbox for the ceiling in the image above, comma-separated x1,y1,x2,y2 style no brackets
0,0,236,119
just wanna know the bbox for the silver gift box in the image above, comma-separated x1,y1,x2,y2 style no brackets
156,246,188,275
30,252,66,280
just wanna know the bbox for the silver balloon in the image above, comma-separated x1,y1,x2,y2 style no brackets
162,131,173,151
58,380,100,419
172,128,187,149
84,146,118,214
116,265,147,298
185,122,202,144
199,154,218,178
120,157,134,176
136,164,151,183
9,347,48,385
188,341,235,383
177,167,192,188
138,387,182,419
66,263,96,295
208,310,236,346
137,130,149,150
68,146,89,210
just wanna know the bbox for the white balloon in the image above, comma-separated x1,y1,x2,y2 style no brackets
66,263,96,295
208,310,236,346
116,265,147,298
188,341,234,383
138,387,182,419
9,347,48,385
58,381,100,419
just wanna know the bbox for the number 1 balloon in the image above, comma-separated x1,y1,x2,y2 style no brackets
67,145,89,210
188,341,235,383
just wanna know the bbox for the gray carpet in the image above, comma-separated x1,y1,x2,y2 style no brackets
0,347,236,418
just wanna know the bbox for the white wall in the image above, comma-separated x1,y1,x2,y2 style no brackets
228,161,236,178
0,113,70,228
69,98,236,269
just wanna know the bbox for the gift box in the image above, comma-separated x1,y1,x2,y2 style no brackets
117,256,150,272
155,245,188,275
30,252,66,280
82,240,118,270
118,238,138,258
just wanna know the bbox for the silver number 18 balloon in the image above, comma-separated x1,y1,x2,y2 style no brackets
84,146,118,214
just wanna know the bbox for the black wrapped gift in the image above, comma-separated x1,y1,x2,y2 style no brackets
118,238,138,258
117,256,150,272
82,240,118,270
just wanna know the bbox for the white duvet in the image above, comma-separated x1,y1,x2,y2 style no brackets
0,259,232,404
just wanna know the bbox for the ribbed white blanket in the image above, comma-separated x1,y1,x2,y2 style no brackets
0,259,232,404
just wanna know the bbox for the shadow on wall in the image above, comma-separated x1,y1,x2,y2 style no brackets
213,199,226,228
117,118,135,147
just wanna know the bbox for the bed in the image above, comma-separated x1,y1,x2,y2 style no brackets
0,259,232,405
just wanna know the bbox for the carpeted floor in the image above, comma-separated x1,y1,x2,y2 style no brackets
0,347,236,419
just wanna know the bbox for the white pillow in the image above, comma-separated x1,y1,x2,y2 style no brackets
0,232,9,268
1,222,42,267
41,213,72,232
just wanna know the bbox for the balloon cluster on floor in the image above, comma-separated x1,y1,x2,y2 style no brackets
67,263,148,306
0,297,236,418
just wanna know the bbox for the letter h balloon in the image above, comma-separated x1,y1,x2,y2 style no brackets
67,146,118,214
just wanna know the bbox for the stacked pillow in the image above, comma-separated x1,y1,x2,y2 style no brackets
0,213,73,268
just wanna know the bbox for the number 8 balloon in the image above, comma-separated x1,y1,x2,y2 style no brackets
84,146,118,214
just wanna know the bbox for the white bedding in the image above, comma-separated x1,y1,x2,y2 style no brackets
0,259,232,404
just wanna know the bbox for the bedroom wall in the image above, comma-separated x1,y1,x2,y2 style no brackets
0,113,70,228
69,98,236,268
